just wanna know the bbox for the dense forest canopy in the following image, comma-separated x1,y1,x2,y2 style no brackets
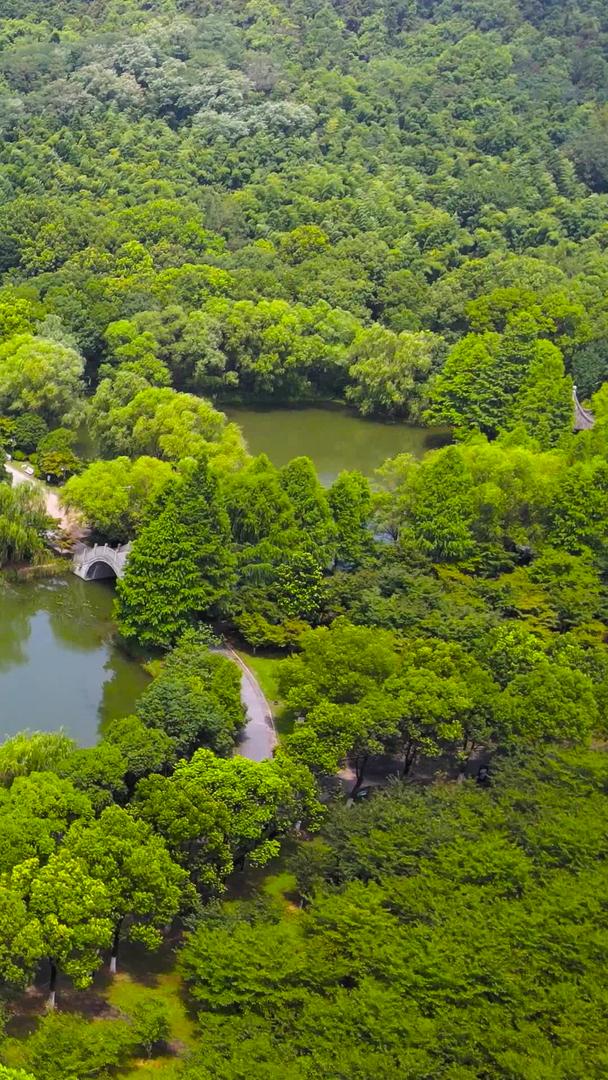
1,0,608,1078
0,0,607,419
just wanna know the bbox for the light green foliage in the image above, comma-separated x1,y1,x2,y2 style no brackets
0,732,75,785
0,335,84,426
64,806,188,963
179,911,309,1014
5,1008,160,1080
347,328,445,419
279,619,399,715
0,772,93,873
274,552,323,621
508,346,573,448
10,851,113,991
89,383,246,467
0,482,48,566
62,455,174,543
497,662,598,744
0,879,43,988
282,612,602,777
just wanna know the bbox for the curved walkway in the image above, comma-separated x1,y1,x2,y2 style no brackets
4,461,84,539
221,646,278,762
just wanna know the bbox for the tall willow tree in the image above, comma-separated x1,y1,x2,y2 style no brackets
0,482,48,566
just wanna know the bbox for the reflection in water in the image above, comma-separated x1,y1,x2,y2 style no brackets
0,576,149,746
224,406,450,485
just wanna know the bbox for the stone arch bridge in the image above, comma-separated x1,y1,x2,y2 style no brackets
71,386,594,583
73,542,131,581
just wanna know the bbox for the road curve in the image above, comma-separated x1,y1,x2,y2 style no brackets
221,646,278,762
4,461,83,537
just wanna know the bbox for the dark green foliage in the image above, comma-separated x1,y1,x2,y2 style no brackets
135,636,245,758
115,456,234,647
57,743,128,812
103,715,176,784
11,414,47,455
179,751,608,1080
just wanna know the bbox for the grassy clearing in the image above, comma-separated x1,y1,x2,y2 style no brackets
236,650,283,705
109,970,196,1050
110,969,197,1080
118,1059,183,1080
236,650,296,737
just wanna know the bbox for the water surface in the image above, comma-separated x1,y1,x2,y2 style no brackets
0,575,149,747
224,406,448,484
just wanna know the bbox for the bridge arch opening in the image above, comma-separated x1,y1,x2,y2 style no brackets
73,542,131,583
82,560,118,581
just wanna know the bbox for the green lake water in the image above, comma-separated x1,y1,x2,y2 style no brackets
0,575,150,747
224,406,449,484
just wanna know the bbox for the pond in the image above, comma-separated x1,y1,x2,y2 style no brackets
224,406,449,484
2,407,448,750
0,575,150,747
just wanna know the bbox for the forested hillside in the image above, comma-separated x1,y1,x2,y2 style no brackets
1,1,608,1078
0,0,607,422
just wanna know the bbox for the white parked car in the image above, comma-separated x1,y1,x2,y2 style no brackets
24,465,35,475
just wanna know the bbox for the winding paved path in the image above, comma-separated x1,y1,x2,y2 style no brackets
221,647,278,762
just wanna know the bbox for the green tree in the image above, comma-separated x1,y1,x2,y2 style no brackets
115,457,235,647
279,457,336,566
497,662,598,746
136,638,244,757
58,744,127,812
328,470,373,568
179,910,310,1015
0,731,75,785
507,347,573,448
103,715,176,787
0,879,43,989
11,412,47,454
346,328,445,419
12,852,113,1008
274,551,323,622
62,455,174,543
64,806,189,973
278,619,399,715
0,335,84,426
0,483,48,566
135,749,320,880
